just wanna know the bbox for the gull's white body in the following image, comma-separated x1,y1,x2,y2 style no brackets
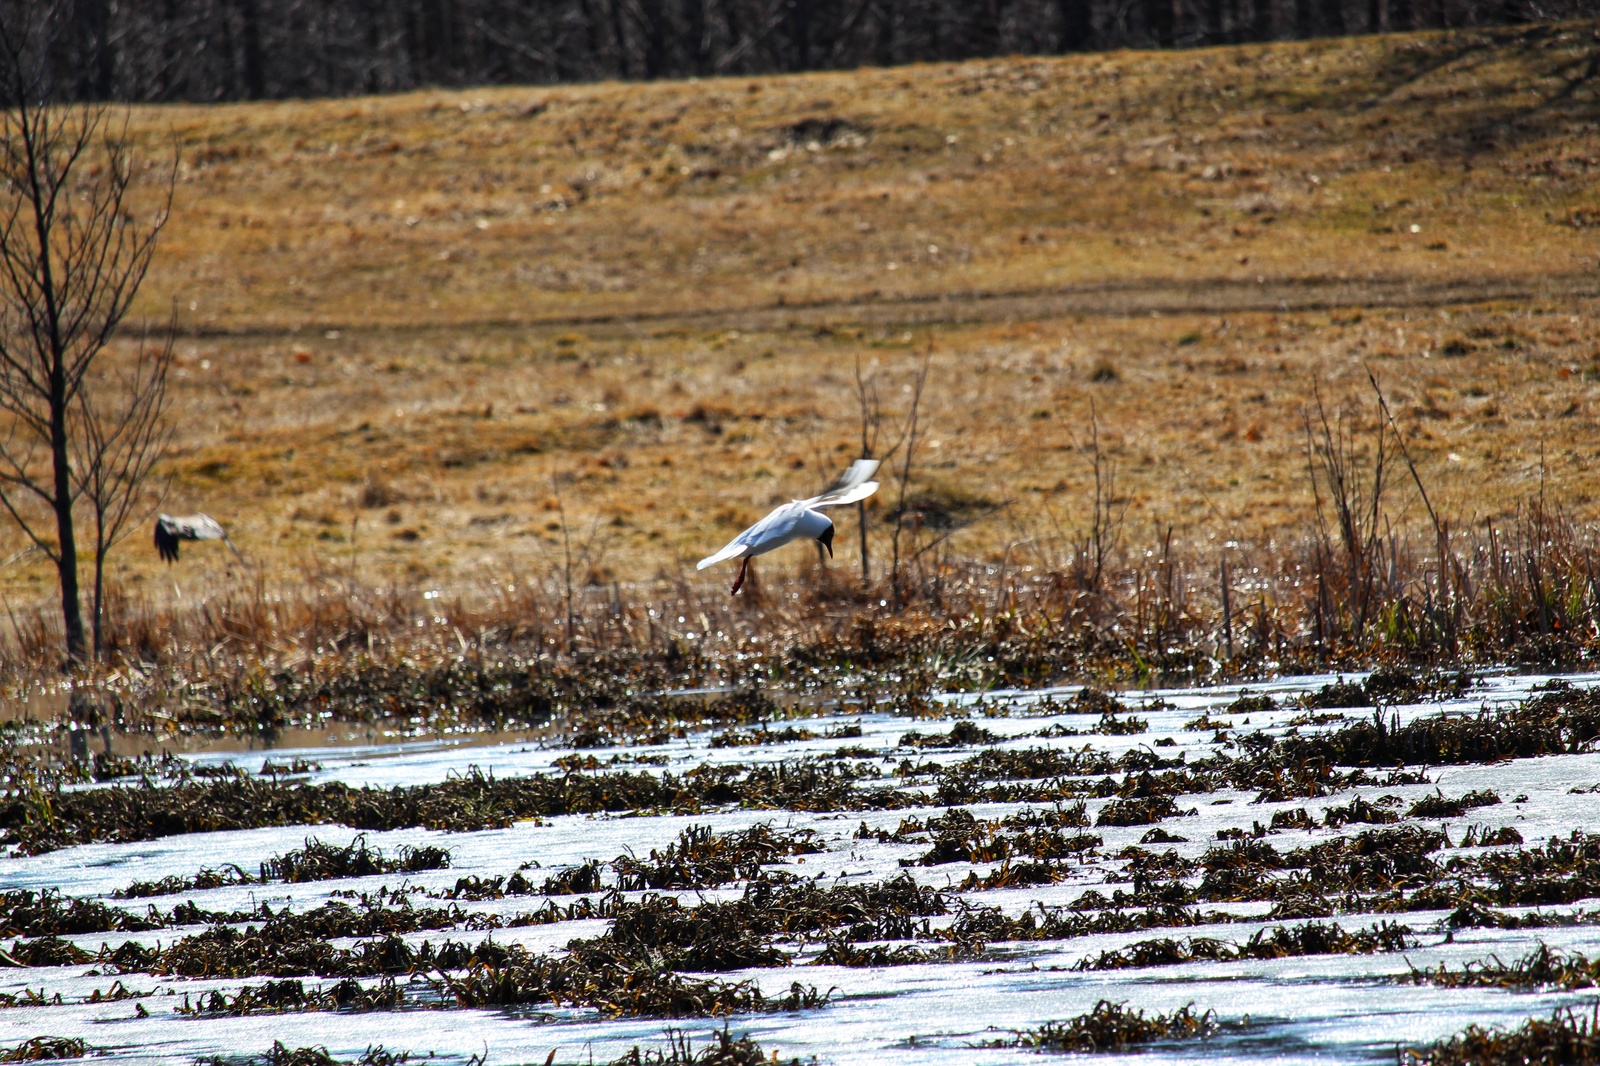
158,514,226,541
696,502,834,568
698,459,880,592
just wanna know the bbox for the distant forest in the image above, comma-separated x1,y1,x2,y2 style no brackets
5,0,1597,102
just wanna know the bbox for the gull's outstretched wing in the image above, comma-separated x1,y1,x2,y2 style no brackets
805,458,881,510
156,514,245,564
696,502,806,569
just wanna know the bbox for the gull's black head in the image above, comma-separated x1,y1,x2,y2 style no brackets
817,523,835,558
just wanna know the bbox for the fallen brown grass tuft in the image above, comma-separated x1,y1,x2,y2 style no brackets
607,1026,798,1066
0,1038,91,1063
1075,921,1413,971
984,1000,1218,1051
1408,1007,1600,1066
1408,943,1600,991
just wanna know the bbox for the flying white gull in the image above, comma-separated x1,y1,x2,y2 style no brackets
697,459,880,594
154,514,243,565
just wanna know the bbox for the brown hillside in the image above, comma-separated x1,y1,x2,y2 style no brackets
9,22,1600,614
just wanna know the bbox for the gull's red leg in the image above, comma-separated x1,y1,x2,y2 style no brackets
731,558,749,595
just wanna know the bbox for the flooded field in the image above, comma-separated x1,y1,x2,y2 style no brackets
4,669,1600,1063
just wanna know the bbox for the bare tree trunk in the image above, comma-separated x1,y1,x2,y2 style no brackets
888,355,930,608
91,546,102,653
854,352,881,583
27,99,88,664
687,0,711,74
1327,0,1347,34
1145,0,1175,45
1202,0,1228,42
1294,0,1317,36
74,0,113,99
973,0,1005,56
236,0,266,98
857,499,869,581
791,0,814,70
216,0,240,99
606,0,631,76
1057,0,1093,49
1250,0,1274,39
639,0,668,77
48,363,85,660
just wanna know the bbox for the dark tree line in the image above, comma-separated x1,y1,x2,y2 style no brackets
2,0,1593,103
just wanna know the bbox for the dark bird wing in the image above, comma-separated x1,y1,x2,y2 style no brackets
154,520,179,563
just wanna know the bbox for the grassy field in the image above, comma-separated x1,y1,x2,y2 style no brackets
6,21,1600,661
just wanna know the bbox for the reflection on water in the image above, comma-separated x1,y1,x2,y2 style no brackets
3,687,70,723
16,714,553,766
3,683,767,767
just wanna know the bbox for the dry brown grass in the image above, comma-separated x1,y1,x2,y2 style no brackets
3,23,1600,676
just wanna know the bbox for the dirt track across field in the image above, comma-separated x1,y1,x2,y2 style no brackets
177,271,1600,341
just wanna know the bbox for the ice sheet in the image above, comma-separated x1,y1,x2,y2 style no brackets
1,669,1597,1064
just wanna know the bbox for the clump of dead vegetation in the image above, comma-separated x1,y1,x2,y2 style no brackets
180,978,406,1017
1074,921,1413,971
113,863,256,899
1407,943,1600,991
155,917,823,1019
1118,824,1600,918
1408,1007,1600,1066
983,1000,1218,1051
262,835,450,882
1277,684,1600,769
863,805,1101,874
1097,795,1190,827
433,946,827,1018
710,725,814,748
1408,789,1500,818
614,824,822,890
0,764,691,854
899,720,1000,748
0,1038,92,1063
608,1026,798,1066
938,900,1230,951
113,835,449,898
179,973,409,1017
1303,668,1476,710
0,889,157,936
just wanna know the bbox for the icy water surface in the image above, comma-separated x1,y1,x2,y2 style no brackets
3,671,1599,1063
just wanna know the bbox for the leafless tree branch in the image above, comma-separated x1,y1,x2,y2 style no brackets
0,3,176,663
